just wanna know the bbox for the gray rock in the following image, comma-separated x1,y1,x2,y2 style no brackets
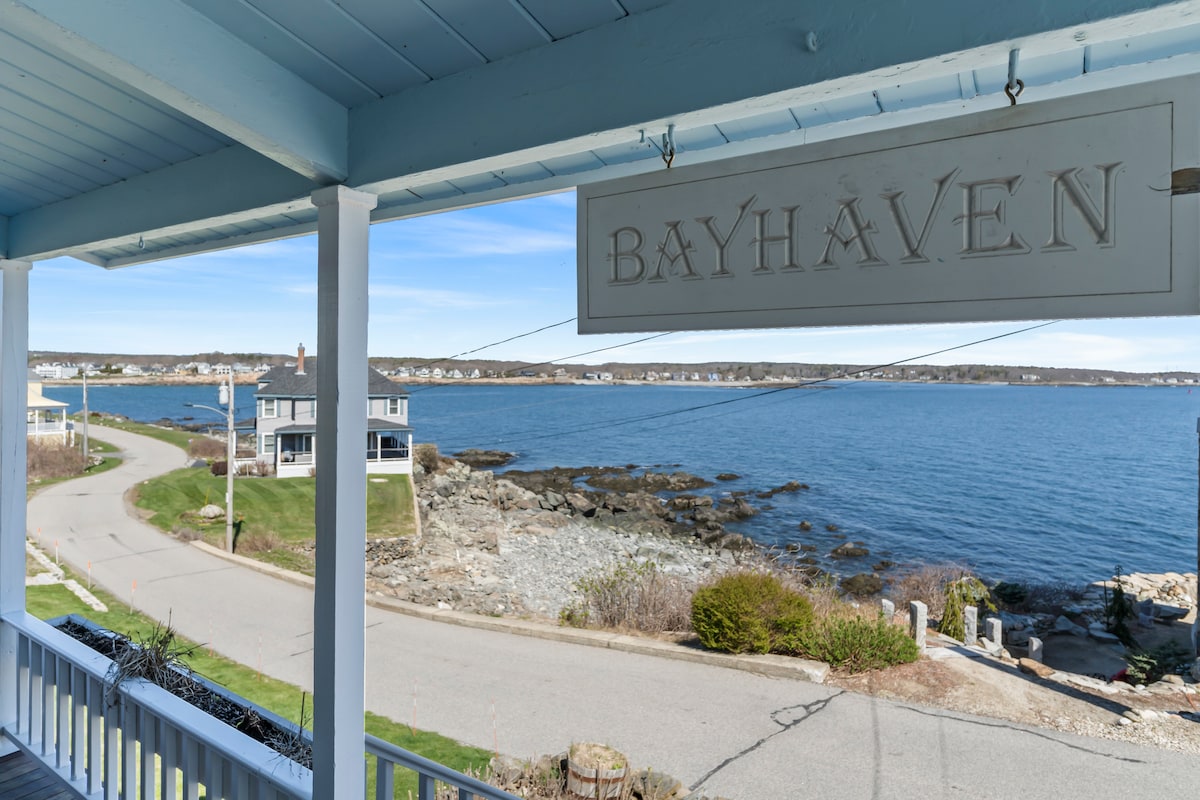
197,504,224,519
830,542,869,558
565,493,597,516
1088,626,1122,644
1053,615,1088,637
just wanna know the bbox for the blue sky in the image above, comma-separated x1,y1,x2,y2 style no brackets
26,190,1200,373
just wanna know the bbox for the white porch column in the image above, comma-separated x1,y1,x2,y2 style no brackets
311,186,375,800
0,260,31,732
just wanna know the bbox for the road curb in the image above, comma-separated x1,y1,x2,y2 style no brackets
190,540,829,684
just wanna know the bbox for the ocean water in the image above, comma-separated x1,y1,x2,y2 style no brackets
45,381,1200,583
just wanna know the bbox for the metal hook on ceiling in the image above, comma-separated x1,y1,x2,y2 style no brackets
137,235,145,250
1005,47,1024,106
639,124,677,168
661,123,676,168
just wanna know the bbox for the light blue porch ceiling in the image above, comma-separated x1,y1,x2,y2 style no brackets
0,0,1199,268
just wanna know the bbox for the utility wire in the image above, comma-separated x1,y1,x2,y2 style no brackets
486,320,1061,446
404,316,576,373
410,331,674,393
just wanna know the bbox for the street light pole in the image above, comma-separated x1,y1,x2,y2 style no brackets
221,372,235,553
186,374,236,553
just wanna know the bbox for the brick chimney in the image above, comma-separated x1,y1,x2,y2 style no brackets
296,343,306,375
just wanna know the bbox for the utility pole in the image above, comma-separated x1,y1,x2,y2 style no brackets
219,372,235,553
81,370,88,459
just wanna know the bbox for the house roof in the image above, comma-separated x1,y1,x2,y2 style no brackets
27,387,66,410
273,418,413,435
0,2,1193,269
256,360,406,398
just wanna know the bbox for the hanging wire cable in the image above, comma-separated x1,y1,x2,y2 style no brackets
409,331,674,393
485,320,1061,446
404,316,576,373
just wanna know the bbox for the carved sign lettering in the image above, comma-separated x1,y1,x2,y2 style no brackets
578,82,1199,333
606,164,1121,284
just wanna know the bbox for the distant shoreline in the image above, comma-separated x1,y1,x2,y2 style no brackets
41,374,1191,390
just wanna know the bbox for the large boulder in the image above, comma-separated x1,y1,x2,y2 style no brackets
830,542,869,558
452,449,515,467
565,492,597,516
840,573,884,596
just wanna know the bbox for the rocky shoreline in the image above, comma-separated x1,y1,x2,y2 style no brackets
365,455,1200,632
365,459,758,618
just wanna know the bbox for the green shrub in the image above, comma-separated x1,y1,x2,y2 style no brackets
1104,566,1136,647
690,572,814,654
1125,641,1191,685
798,615,919,673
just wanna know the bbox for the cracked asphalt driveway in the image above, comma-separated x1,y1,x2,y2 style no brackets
29,426,1200,799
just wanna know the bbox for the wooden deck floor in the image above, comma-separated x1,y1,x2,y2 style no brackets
0,749,75,799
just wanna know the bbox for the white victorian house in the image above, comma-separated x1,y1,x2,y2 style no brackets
255,346,412,478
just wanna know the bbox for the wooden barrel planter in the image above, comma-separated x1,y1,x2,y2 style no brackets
566,743,627,800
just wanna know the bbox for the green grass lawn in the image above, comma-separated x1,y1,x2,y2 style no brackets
26,568,493,798
91,418,198,451
134,468,417,573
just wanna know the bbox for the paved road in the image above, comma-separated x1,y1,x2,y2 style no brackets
27,426,1200,798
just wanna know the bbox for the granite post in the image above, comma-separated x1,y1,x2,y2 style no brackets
964,605,978,645
910,600,928,652
986,616,1003,647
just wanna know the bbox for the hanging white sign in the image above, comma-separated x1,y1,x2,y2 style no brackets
577,76,1199,333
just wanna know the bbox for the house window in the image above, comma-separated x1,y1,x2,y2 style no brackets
387,397,404,415
261,398,277,418
261,433,275,455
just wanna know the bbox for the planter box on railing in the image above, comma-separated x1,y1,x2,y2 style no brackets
49,614,314,762
2,612,313,800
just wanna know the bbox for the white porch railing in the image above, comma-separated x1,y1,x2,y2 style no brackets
27,420,72,435
2,613,525,800
3,611,312,799
366,734,521,800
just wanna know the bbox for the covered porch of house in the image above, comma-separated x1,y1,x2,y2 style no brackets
26,392,73,446
2,1,1198,798
272,421,412,478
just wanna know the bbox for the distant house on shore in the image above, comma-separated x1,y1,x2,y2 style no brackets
255,344,413,478
32,363,78,380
